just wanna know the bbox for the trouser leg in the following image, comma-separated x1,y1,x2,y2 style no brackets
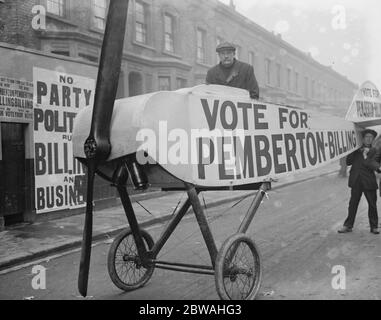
344,186,363,228
364,189,379,229
338,158,347,177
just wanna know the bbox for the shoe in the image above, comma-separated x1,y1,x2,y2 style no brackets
338,226,352,233
370,228,380,234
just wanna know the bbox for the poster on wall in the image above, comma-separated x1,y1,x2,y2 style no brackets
33,67,95,214
0,76,33,122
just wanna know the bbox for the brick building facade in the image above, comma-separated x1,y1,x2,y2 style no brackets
0,0,358,225
0,0,358,112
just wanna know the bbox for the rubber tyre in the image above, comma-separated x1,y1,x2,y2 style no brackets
107,228,155,292
215,233,262,300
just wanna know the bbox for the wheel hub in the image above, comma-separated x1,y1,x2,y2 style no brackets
123,254,142,268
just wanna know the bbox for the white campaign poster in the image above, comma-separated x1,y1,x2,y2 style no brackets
33,67,95,214
345,81,381,123
0,76,33,123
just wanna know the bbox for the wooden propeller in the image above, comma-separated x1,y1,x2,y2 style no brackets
78,0,129,297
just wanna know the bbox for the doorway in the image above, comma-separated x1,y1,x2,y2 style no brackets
0,123,26,224
128,72,143,97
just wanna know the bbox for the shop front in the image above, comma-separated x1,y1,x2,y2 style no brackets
0,43,116,227
0,74,34,228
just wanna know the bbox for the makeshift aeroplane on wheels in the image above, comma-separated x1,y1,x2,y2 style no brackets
72,0,381,300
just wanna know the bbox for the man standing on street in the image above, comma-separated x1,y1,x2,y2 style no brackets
338,129,380,234
206,42,259,100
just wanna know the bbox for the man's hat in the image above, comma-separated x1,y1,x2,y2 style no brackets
216,42,236,53
361,129,378,138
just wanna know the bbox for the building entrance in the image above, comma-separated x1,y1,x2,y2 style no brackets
0,123,26,224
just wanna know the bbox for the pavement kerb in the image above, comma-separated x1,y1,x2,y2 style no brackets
0,168,338,271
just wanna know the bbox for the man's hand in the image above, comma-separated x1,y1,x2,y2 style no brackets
362,147,370,159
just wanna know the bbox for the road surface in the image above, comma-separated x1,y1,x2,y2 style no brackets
0,173,380,300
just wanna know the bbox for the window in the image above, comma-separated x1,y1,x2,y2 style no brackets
304,76,309,98
93,0,107,30
287,68,292,91
321,85,326,102
51,50,69,56
235,45,241,60
135,1,147,44
129,72,143,97
176,78,187,89
216,37,223,63
116,71,125,99
312,80,316,99
316,83,319,100
276,63,281,88
197,28,206,63
249,51,255,67
294,71,299,93
47,0,65,17
78,53,99,63
265,58,271,85
159,76,171,91
164,14,174,52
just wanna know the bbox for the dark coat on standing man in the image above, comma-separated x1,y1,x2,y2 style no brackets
206,59,259,99
346,147,380,190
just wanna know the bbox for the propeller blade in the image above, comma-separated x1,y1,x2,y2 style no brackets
78,0,129,297
78,162,95,297
86,0,130,162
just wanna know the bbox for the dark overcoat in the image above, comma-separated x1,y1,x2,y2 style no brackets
346,147,380,190
206,60,259,99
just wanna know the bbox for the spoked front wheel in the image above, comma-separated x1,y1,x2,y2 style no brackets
107,228,155,292
215,234,262,300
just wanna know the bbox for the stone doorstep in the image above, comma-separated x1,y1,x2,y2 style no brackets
0,216,5,231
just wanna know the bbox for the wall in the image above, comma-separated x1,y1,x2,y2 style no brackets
0,43,118,222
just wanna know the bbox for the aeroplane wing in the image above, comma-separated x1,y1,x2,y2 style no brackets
73,84,366,187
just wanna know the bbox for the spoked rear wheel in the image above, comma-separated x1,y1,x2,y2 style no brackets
107,228,155,292
215,234,262,300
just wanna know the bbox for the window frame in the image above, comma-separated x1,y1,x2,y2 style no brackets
92,0,108,30
235,45,241,61
46,0,66,18
276,63,281,88
196,28,207,64
78,52,99,63
176,77,187,90
248,51,255,67
265,58,271,86
287,68,292,92
135,0,148,44
51,50,70,57
215,36,224,63
304,76,309,98
158,76,171,91
163,13,175,53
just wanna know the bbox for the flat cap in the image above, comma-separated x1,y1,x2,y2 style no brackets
216,42,236,52
361,129,378,138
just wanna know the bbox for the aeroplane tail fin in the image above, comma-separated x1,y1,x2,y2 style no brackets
345,81,381,128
